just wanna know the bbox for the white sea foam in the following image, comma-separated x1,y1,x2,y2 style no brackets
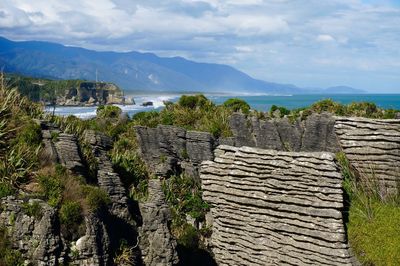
45,95,180,119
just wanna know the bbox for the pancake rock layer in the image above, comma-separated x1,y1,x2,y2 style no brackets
200,145,354,266
335,117,400,194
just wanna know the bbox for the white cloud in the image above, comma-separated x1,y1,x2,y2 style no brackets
316,34,335,42
235,46,254,52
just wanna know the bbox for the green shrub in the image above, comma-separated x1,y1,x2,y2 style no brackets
131,111,161,128
111,131,149,189
223,98,250,114
37,172,63,207
50,131,59,142
163,174,209,222
270,105,290,117
382,109,398,119
113,240,136,266
59,201,83,225
0,144,38,188
178,95,209,109
130,95,233,137
177,224,199,249
22,201,42,218
96,105,122,119
0,183,15,199
129,179,149,202
83,186,111,211
13,120,42,147
59,201,84,240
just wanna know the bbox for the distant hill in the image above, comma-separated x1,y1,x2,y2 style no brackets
0,37,364,94
323,86,365,94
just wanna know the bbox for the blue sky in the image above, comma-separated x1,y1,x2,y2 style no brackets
0,0,400,92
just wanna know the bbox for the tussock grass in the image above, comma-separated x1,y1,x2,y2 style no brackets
337,152,400,265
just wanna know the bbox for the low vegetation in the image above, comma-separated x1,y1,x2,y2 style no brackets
292,99,399,120
337,152,400,265
37,164,110,239
162,174,210,248
131,94,234,137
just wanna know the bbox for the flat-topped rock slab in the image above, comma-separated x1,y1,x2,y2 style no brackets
201,145,354,266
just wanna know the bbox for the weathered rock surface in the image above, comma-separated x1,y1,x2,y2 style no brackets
135,125,216,178
71,213,110,266
229,112,339,152
41,126,113,265
335,117,400,194
84,130,133,223
135,113,340,180
139,179,178,266
54,133,87,177
0,197,63,265
200,145,354,266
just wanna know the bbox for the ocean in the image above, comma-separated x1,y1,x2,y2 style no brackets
46,94,400,119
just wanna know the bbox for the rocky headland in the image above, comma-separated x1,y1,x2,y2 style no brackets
56,82,128,106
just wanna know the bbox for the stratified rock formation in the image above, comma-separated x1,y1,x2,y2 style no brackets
135,113,340,179
84,130,133,223
229,113,339,152
139,179,178,266
201,145,354,266
335,117,400,194
135,125,216,178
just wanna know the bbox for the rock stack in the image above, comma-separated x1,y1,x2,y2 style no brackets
335,117,400,194
201,145,354,266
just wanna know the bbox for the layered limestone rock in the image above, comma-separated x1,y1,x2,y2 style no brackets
53,133,87,177
335,117,400,194
135,125,216,178
84,130,133,223
201,145,354,266
139,179,178,266
135,113,339,179
71,213,111,266
228,112,339,152
0,197,63,265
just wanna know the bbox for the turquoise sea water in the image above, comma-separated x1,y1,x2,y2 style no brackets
47,94,400,118
208,94,400,112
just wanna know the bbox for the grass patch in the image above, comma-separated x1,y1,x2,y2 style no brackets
348,200,400,265
59,201,84,240
0,183,15,199
83,185,111,211
337,152,400,265
22,201,42,218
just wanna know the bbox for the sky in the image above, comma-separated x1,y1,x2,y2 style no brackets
0,0,400,92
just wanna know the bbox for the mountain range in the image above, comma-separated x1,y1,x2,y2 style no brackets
0,37,364,94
